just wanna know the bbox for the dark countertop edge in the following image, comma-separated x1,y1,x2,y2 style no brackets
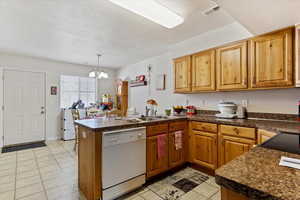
74,117,187,131
215,175,281,200
75,115,300,134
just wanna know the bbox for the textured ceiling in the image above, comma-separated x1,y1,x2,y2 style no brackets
0,0,299,68
0,0,234,68
218,0,300,35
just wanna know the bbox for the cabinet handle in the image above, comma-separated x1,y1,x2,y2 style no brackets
233,128,239,134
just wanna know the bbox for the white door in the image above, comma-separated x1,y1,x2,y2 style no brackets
3,70,46,146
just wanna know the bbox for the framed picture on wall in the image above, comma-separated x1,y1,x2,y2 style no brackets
51,86,57,95
156,74,166,90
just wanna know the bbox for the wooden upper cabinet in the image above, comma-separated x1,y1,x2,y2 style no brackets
174,56,191,93
191,50,216,91
216,41,248,90
249,28,293,88
296,25,300,87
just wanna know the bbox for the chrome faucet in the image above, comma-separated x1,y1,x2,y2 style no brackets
145,106,150,117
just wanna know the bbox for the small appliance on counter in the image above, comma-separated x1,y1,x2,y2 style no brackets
186,105,196,115
236,105,247,119
216,102,237,119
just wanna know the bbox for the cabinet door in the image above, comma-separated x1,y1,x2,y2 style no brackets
296,25,300,87
216,41,248,90
257,129,276,144
169,130,185,168
174,56,191,93
192,50,215,91
146,135,169,178
249,28,293,88
219,135,255,166
192,130,218,170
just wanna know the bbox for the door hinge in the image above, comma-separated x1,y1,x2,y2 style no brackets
2,75,4,80
2,106,4,110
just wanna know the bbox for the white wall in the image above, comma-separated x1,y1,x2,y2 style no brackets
0,52,116,147
118,22,300,115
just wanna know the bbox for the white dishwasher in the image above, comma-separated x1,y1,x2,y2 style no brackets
102,127,146,200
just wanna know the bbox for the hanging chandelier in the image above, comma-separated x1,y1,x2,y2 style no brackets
89,54,109,79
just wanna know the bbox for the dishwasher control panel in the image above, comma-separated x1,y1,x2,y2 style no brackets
103,127,146,147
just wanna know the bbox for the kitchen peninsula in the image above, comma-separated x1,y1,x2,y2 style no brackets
75,114,300,200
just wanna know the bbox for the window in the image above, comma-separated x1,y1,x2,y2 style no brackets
60,75,96,108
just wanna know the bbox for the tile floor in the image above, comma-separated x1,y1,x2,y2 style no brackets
0,140,220,200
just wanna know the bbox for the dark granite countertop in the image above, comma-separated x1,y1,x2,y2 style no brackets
74,116,187,132
215,147,300,200
75,114,300,134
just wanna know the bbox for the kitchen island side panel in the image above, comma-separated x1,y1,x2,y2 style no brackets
78,126,102,200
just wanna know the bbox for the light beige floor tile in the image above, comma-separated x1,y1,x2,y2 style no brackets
0,152,16,158
17,159,37,167
17,169,40,179
194,183,219,198
15,182,44,199
180,190,207,200
43,175,76,189
39,165,60,174
36,155,55,162
0,181,15,193
0,190,14,200
0,162,16,171
0,168,15,177
17,164,38,173
0,157,16,165
46,184,78,200
0,174,15,185
17,191,47,200
209,191,221,200
17,155,35,162
16,175,41,188
125,196,144,200
37,160,58,168
140,190,162,200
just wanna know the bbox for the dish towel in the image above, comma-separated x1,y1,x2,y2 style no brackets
157,134,167,159
175,131,183,150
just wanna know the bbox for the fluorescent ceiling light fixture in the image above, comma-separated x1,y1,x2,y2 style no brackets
108,0,184,28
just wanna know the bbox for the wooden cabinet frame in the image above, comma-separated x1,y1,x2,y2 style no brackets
216,41,248,91
191,50,216,91
173,26,296,93
248,28,293,88
174,56,192,93
296,24,300,87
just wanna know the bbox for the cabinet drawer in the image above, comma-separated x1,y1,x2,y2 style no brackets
220,125,255,139
147,123,168,137
191,122,217,133
169,121,186,132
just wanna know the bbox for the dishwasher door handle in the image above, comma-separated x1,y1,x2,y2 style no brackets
103,127,146,135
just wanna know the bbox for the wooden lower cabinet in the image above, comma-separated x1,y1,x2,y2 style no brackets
169,130,186,169
219,135,255,166
257,129,277,144
146,134,169,178
192,130,218,170
221,187,249,200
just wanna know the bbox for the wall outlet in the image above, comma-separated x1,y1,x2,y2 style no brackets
242,100,248,107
